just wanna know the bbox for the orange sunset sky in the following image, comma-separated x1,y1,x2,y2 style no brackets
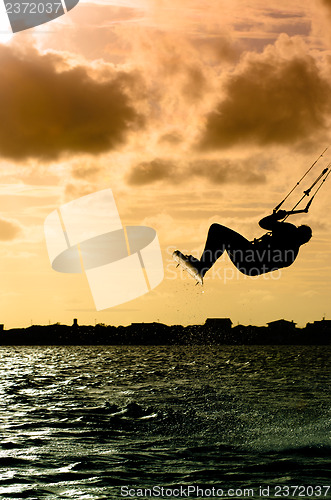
1,0,331,329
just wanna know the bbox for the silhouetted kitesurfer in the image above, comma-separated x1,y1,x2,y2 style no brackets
173,210,312,283
173,151,330,284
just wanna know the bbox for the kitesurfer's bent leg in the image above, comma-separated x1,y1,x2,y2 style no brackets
199,223,256,277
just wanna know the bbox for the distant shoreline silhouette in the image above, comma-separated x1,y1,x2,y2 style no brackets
0,318,330,346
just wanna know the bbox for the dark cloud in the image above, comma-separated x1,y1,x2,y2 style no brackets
190,159,266,184
71,161,101,180
126,157,266,186
158,131,183,145
319,0,331,24
191,36,239,64
320,0,331,10
182,65,208,102
265,11,305,20
0,218,21,241
198,49,331,150
126,159,176,185
269,21,311,36
0,45,143,161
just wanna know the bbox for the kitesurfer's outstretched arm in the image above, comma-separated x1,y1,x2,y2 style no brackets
259,210,288,230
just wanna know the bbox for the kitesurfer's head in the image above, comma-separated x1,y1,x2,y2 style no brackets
297,224,312,245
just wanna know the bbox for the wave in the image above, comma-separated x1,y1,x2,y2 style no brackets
36,400,327,453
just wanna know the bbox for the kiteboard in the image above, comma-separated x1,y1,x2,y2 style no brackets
172,250,203,285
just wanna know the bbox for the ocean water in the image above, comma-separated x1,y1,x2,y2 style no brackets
0,344,330,500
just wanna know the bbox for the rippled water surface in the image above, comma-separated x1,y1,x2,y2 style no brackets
0,344,330,499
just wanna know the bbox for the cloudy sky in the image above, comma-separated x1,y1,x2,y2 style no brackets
1,0,331,329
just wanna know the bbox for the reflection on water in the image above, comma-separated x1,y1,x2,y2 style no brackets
0,345,330,499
